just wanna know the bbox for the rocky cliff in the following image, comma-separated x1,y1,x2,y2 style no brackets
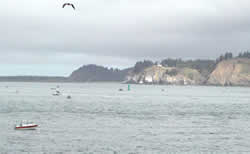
207,58,250,86
126,65,205,85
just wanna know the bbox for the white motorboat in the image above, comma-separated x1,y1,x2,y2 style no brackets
15,121,38,130
52,90,61,96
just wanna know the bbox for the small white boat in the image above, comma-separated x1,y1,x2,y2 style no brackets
15,121,38,130
52,90,61,96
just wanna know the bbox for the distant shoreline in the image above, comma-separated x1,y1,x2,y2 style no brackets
1,54,250,87
0,76,68,82
0,78,250,88
0,76,124,83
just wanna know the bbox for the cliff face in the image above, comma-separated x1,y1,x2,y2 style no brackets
207,58,250,86
126,65,205,85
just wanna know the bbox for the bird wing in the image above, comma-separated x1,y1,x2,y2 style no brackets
71,4,75,10
62,3,67,8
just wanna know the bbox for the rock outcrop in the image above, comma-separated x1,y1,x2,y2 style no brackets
207,58,250,86
126,65,205,85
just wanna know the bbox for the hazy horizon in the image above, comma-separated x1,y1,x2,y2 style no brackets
2,0,250,76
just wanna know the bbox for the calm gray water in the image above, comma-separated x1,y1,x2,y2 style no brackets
1,82,250,154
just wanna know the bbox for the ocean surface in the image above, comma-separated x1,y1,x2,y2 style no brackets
0,82,250,154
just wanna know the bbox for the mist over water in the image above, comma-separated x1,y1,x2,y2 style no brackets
0,82,250,153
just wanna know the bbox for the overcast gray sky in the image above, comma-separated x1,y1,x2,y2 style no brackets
1,0,250,76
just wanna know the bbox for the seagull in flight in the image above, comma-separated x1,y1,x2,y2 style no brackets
62,3,75,10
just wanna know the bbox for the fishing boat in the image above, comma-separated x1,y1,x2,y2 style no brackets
15,121,38,130
52,90,61,96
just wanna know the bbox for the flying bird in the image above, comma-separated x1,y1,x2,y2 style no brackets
62,3,75,10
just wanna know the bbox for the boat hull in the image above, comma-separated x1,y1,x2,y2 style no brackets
15,125,38,130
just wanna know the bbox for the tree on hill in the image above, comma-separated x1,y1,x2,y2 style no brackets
160,58,178,67
238,51,250,58
216,52,233,63
160,58,215,76
133,60,154,73
69,64,130,82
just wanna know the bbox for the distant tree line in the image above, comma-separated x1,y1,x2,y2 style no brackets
70,51,250,82
160,58,181,67
238,51,250,58
69,64,131,82
215,51,250,63
131,51,250,75
133,60,154,73
215,52,233,63
160,58,215,76
0,76,67,82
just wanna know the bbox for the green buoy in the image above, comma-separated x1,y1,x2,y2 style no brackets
128,84,130,91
